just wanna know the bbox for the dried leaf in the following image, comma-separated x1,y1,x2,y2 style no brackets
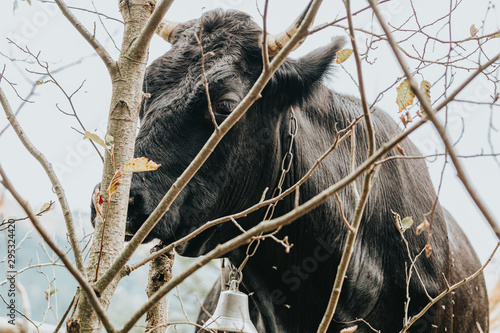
83,131,106,148
124,157,161,173
396,79,415,113
400,111,412,128
400,114,408,128
39,201,54,214
492,92,499,103
425,244,433,258
470,24,478,38
401,216,414,232
108,168,124,199
341,326,358,333
395,143,405,156
416,219,430,236
419,80,432,114
36,80,43,85
336,49,354,64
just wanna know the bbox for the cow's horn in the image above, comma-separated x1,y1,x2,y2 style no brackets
156,20,180,43
266,3,313,57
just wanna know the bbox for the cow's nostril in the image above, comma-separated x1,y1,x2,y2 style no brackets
128,189,145,209
127,188,148,221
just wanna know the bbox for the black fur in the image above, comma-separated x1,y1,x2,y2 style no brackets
91,9,489,332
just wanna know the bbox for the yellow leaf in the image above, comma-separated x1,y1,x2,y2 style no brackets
336,49,354,64
419,80,432,114
38,201,54,214
83,131,106,148
36,80,43,85
124,157,161,173
108,169,124,199
341,326,358,333
392,211,413,233
396,79,415,113
470,24,478,38
401,216,414,231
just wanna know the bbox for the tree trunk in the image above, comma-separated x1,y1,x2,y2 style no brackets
67,1,157,332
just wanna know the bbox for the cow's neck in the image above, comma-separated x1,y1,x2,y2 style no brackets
227,100,358,331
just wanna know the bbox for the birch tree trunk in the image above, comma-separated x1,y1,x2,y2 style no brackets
67,1,158,331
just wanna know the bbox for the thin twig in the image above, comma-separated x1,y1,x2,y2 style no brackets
334,193,355,233
400,242,500,332
0,86,86,274
345,0,375,156
40,0,123,24
316,166,377,332
0,165,115,333
194,20,218,131
53,0,117,76
368,0,500,240
53,294,76,333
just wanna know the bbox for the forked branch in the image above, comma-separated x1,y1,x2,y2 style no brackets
367,0,500,240
53,0,117,77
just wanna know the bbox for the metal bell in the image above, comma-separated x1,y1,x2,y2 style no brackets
202,280,258,333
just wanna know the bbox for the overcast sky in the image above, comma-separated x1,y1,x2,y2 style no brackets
1,0,499,291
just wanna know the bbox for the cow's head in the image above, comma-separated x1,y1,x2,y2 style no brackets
91,9,344,256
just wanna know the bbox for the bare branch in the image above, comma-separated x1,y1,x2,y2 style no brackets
0,86,86,274
0,165,115,333
53,0,117,77
128,0,176,59
194,22,219,131
400,242,500,332
317,166,377,332
367,0,500,240
345,0,375,156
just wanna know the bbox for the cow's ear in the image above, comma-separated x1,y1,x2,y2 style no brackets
265,37,345,105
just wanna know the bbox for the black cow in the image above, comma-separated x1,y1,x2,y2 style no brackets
92,8,489,333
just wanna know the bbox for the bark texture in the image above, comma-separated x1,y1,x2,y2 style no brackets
67,1,158,332
145,243,175,333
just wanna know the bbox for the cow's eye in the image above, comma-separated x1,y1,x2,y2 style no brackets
214,93,240,116
215,99,238,115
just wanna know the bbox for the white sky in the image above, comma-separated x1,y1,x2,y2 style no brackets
1,0,499,290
